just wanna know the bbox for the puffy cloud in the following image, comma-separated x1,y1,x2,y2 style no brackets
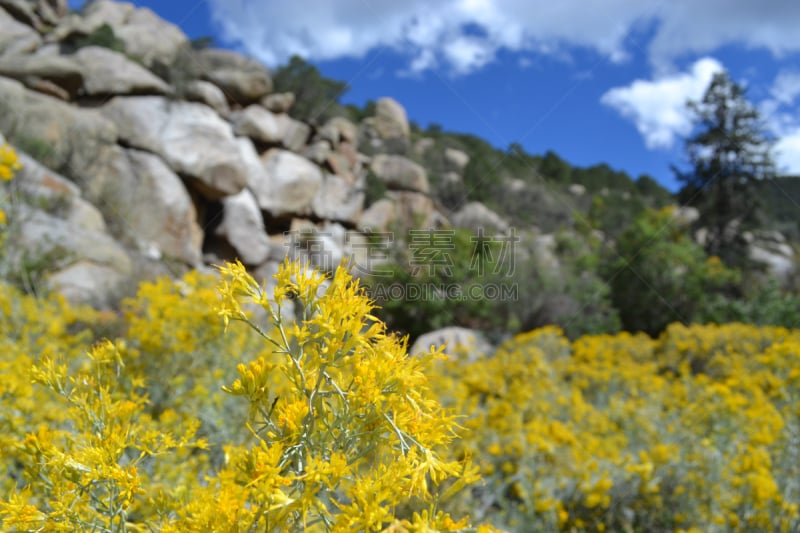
206,0,800,74
770,70,800,106
775,129,800,175
600,58,724,149
603,61,800,174
758,70,800,174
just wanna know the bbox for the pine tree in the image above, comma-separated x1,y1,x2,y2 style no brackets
674,72,776,267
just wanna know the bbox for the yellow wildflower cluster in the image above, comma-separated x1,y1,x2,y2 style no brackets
432,324,800,531
0,259,480,532
0,143,22,226
0,143,21,181
1,239,798,531
213,258,478,530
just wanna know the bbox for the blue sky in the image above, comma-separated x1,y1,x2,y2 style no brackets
70,1,800,191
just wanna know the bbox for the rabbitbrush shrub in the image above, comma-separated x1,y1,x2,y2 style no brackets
2,143,800,531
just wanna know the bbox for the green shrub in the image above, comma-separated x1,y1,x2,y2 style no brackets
72,23,126,53
602,207,740,336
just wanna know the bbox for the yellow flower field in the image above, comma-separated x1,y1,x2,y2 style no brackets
1,145,799,531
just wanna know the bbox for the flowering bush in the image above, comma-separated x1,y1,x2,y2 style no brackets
0,142,22,229
0,256,481,532
433,324,800,531
0,145,798,531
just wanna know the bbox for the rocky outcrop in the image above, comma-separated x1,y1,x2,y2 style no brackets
232,105,286,145
122,149,203,265
747,230,796,281
0,0,40,29
370,154,429,193
196,48,272,104
262,92,294,114
52,0,188,68
358,191,444,234
252,149,323,217
101,96,247,199
444,147,470,173
216,188,272,266
0,76,119,196
184,80,229,116
13,150,106,232
285,220,349,272
72,46,172,96
0,7,41,56
672,206,700,226
312,173,364,224
370,97,410,140
10,204,132,308
0,0,454,307
451,202,510,234
410,327,492,361
0,53,83,98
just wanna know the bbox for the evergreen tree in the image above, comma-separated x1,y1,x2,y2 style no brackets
674,72,776,267
272,55,348,124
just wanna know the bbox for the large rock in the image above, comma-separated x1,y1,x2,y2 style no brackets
261,91,294,114
35,0,67,25
11,139,201,269
47,261,129,309
531,233,561,273
232,105,310,150
184,80,229,116
410,327,492,361
371,97,410,140
196,48,272,104
216,188,272,266
0,76,120,198
280,116,311,152
0,54,83,98
232,105,284,144
72,46,172,96
304,140,331,166
444,147,470,173
13,150,106,232
318,116,359,149
358,191,443,234
357,198,396,233
748,230,796,281
285,220,348,272
311,173,364,224
0,6,41,56
54,0,188,68
123,149,203,265
672,206,700,226
451,201,510,234
101,96,247,199
567,183,586,197
370,154,429,193
0,0,39,28
251,149,323,217
10,204,131,308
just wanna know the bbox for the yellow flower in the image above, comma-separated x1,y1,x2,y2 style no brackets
0,143,22,180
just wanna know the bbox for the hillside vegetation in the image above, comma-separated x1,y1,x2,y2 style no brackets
1,247,799,531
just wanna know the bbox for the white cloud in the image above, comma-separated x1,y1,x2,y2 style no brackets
206,0,800,75
442,36,496,75
758,70,800,174
775,129,800,175
770,71,800,105
600,58,724,149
